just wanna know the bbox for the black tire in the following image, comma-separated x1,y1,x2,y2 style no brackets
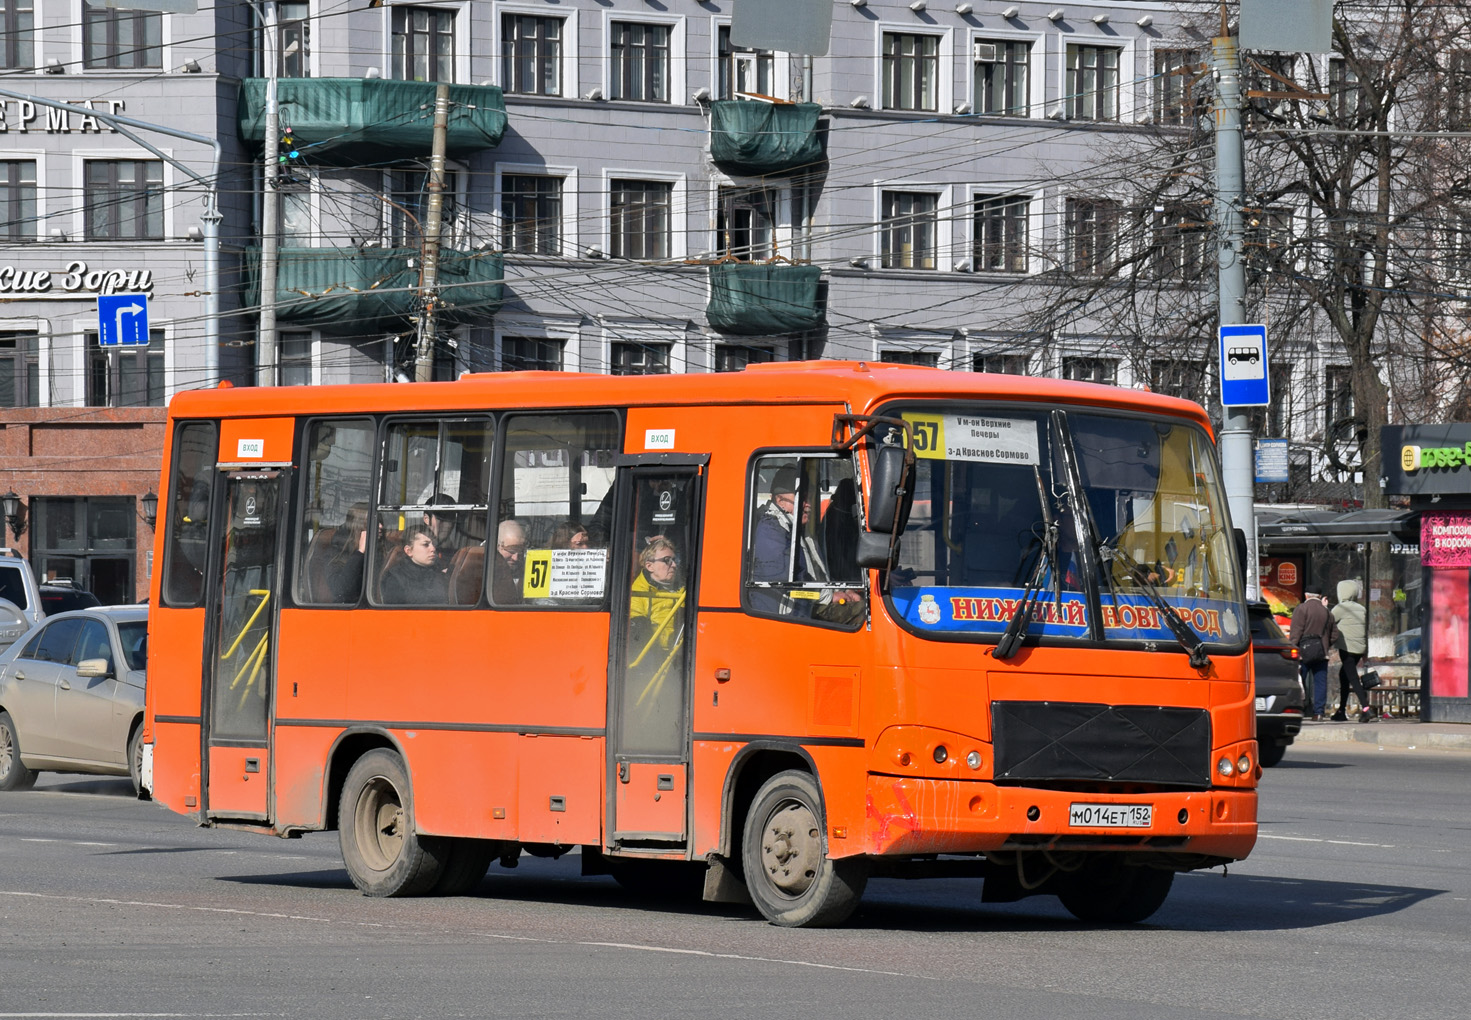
128,724,151,800
1258,741,1286,768
741,770,866,927
0,711,38,792
1057,856,1175,924
431,838,498,896
338,749,445,896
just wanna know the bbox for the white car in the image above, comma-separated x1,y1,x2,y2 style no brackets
0,606,148,795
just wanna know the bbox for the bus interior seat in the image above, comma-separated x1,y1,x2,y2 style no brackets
375,544,405,602
447,546,485,605
301,527,337,602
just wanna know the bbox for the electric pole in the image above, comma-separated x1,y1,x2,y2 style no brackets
415,83,451,383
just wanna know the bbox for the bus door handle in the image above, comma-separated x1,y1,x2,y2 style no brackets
618,762,629,784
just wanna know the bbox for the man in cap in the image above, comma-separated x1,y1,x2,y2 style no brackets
1289,590,1337,720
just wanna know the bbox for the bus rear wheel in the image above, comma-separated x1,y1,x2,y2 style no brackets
339,749,445,897
1057,856,1175,924
741,770,866,927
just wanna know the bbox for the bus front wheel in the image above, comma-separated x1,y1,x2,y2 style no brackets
1057,856,1174,924
339,749,445,897
741,770,866,927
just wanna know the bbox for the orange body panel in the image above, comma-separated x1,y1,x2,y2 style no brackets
207,746,268,817
146,364,1255,872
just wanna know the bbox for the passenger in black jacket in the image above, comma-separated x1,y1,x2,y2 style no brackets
381,527,448,604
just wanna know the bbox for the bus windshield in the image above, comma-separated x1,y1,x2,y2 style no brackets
887,404,1247,651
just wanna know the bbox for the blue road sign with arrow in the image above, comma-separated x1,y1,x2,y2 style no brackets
1219,323,1270,407
97,293,150,347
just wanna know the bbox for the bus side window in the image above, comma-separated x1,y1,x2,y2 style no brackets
495,413,619,607
162,421,218,607
744,453,863,627
295,419,376,606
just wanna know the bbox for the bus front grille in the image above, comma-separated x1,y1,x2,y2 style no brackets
991,701,1212,788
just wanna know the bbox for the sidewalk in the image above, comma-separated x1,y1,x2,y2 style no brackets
1292,717,1471,752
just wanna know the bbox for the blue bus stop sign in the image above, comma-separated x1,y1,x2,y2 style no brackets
97,293,150,347
1219,323,1269,407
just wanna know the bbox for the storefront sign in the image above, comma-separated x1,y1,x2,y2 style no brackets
1421,512,1471,567
0,98,125,134
1382,424,1471,495
0,261,154,298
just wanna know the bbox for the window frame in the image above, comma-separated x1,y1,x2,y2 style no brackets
972,192,1029,273
880,189,942,271
1153,47,1202,126
716,22,779,100
608,176,679,261
500,335,564,372
81,158,164,241
0,329,41,408
973,36,1031,116
497,4,577,97
499,171,565,256
607,18,677,103
1061,355,1118,387
1,0,34,71
83,327,166,408
0,159,36,243
881,30,943,112
973,352,1029,375
82,5,162,71
1151,202,1210,283
1064,196,1122,276
390,4,457,84
1065,43,1121,121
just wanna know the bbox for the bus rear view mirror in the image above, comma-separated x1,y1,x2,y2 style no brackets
855,531,894,570
867,445,912,533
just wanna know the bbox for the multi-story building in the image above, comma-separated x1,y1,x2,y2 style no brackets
0,0,1439,597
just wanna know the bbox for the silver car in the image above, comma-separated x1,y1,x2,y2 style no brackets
0,606,148,795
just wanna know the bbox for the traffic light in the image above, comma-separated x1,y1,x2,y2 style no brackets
275,130,303,186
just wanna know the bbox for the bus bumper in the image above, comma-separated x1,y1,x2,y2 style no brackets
863,774,1257,863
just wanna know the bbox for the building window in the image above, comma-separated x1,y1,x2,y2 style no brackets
1324,364,1354,431
1,160,35,242
501,174,562,255
1066,44,1119,121
1329,57,1367,123
86,330,164,408
881,350,939,367
501,336,564,371
1245,205,1293,259
277,2,310,78
501,13,562,96
974,39,1028,116
718,24,774,100
1150,359,1210,403
611,341,670,375
881,191,938,270
716,186,774,261
83,7,161,70
973,194,1028,273
279,332,312,387
1154,48,1200,125
0,332,40,408
393,6,454,83
1152,204,1209,282
1062,356,1117,386
610,179,672,260
716,344,774,373
1,0,33,70
1444,51,1471,131
84,160,163,241
390,168,459,248
1065,198,1120,276
883,32,938,112
610,22,671,103
974,353,1028,374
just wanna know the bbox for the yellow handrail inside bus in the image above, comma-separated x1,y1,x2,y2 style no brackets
221,589,271,659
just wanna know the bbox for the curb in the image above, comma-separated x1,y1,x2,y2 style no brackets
1292,723,1471,752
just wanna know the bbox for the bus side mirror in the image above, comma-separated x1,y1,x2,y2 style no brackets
1233,528,1248,578
867,445,911,533
855,532,894,570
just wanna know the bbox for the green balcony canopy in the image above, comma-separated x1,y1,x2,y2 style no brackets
709,100,824,177
245,247,504,334
706,263,824,336
239,79,506,164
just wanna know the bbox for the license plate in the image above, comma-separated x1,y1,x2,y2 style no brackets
1255,696,1269,711
1069,803,1152,828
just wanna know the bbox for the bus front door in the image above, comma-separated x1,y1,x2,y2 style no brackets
607,462,703,848
203,470,286,822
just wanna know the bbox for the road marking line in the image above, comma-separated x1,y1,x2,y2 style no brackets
1257,835,1396,849
583,941,917,978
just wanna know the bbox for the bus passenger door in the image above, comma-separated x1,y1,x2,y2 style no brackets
607,461,704,848
203,470,286,821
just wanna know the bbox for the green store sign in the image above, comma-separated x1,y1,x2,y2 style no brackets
1403,443,1471,471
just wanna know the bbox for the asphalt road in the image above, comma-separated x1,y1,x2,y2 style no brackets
1,744,1467,1020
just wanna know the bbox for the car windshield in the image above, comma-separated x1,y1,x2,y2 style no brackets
117,621,147,671
885,404,1247,651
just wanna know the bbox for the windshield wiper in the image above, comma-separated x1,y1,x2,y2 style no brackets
1099,544,1211,670
994,467,1060,660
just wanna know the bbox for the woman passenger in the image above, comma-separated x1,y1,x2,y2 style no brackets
629,537,684,655
325,502,370,603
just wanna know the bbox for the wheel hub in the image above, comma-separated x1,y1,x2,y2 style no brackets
355,776,406,871
761,800,821,896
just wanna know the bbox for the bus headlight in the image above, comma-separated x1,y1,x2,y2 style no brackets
1216,755,1235,777
1237,754,1252,774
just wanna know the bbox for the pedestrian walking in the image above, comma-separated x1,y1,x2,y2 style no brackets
1289,590,1337,719
1330,579,1375,722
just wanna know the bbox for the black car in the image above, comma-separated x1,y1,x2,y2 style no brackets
1251,602,1304,767
38,584,101,616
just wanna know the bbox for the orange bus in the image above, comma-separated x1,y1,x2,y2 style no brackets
144,362,1257,927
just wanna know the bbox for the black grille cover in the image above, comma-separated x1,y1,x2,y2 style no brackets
992,701,1212,788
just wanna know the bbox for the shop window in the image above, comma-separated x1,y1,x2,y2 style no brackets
743,453,864,627
494,413,619,606
0,331,40,407
374,417,494,607
974,38,1029,116
501,13,562,96
392,5,454,83
610,179,672,260
883,32,938,112
501,336,563,371
296,418,375,605
162,421,217,607
501,174,562,255
610,341,670,376
610,22,671,103
83,6,160,70
718,24,774,100
1,0,33,70
1066,44,1119,121
85,329,164,408
84,160,163,241
881,191,938,270
1,160,35,242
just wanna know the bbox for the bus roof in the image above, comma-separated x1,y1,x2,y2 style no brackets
165,361,1214,432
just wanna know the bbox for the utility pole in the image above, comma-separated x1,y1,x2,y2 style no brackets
1208,27,1260,601
415,83,451,383
255,0,281,387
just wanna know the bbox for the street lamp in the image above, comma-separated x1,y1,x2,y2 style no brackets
1,491,27,539
141,491,159,529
